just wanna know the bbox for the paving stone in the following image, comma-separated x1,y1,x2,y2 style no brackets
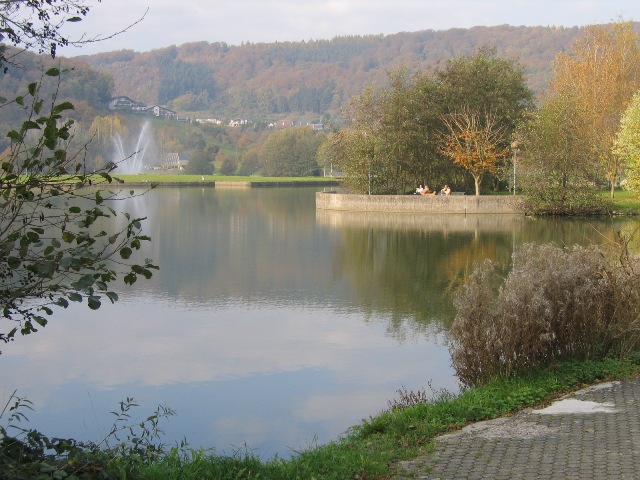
391,378,640,479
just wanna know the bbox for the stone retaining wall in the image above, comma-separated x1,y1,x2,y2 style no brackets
316,191,525,214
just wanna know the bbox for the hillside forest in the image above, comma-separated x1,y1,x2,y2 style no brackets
2,22,640,201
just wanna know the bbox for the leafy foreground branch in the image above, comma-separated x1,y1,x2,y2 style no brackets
0,68,157,349
3,358,640,479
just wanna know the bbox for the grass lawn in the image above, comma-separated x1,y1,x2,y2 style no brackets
608,189,640,214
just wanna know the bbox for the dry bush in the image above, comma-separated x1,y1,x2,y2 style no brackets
450,240,640,387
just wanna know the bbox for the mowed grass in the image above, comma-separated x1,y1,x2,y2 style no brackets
608,189,640,214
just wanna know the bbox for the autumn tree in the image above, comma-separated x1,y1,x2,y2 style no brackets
549,21,640,197
439,110,510,195
613,91,640,193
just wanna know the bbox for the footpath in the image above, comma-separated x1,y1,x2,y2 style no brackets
391,377,640,479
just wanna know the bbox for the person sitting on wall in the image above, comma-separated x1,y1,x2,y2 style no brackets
440,185,451,196
415,184,424,194
421,185,436,196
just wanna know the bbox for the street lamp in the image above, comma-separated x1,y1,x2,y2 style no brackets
511,140,519,195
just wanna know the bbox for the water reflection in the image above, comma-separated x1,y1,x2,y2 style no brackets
0,187,638,460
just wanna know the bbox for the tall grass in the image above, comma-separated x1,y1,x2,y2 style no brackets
451,237,640,386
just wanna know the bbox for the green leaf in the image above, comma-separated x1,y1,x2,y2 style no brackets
105,291,119,303
56,298,69,308
15,96,24,106
34,316,48,327
69,206,81,214
62,231,76,243
28,82,38,96
67,16,83,22
45,67,61,77
7,130,21,141
53,101,74,114
124,273,137,285
119,247,132,259
87,296,101,310
132,265,153,279
21,120,40,131
7,257,20,269
74,274,95,289
99,172,113,183
68,292,82,302
33,99,44,114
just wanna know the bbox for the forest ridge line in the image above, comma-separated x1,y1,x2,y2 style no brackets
73,22,640,119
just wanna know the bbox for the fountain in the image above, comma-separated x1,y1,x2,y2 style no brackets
112,121,155,174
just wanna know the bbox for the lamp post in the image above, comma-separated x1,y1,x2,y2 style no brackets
511,140,519,195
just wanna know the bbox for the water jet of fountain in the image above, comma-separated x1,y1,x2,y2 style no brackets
112,121,154,174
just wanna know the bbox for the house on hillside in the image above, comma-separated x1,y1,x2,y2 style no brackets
145,105,177,119
229,119,249,127
269,120,295,128
196,118,223,125
108,96,145,111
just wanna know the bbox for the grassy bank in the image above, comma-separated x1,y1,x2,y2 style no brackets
129,356,640,480
8,357,637,479
608,189,640,214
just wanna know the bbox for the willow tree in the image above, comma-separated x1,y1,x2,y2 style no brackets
550,21,640,197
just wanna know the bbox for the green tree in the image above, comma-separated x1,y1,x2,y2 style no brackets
518,99,610,214
185,149,214,175
260,127,323,177
436,46,535,191
613,90,640,193
335,53,532,195
334,72,445,194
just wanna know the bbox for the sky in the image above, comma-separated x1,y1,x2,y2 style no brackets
57,0,640,57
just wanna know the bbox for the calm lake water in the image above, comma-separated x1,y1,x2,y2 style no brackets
1,186,638,459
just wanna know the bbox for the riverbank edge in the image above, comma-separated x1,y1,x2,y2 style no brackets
316,190,526,214
126,357,640,479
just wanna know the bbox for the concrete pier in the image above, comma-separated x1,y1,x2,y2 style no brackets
316,191,525,214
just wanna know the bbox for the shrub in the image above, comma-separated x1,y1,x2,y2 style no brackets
450,240,640,386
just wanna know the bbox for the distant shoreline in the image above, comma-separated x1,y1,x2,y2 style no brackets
77,175,341,188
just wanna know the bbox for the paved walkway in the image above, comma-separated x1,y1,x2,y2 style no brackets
392,378,640,479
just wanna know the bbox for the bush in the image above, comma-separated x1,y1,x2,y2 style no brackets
450,240,640,386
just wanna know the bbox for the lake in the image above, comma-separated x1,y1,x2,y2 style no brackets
0,186,637,460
